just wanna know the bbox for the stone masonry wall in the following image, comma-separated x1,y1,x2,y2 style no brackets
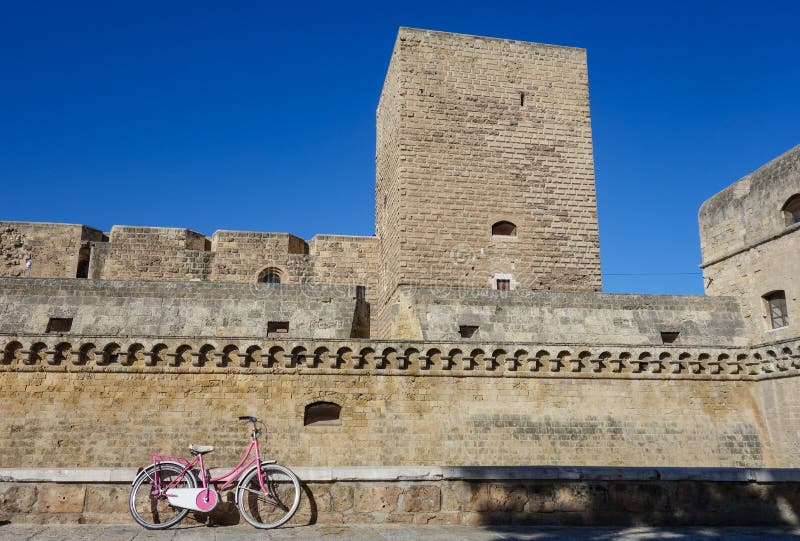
0,278,360,338
209,230,312,284
375,28,601,337
6,472,800,526
384,286,747,345
0,222,104,279
100,226,211,281
0,367,768,470
700,144,800,342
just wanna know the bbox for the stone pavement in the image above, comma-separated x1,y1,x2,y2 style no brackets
2,524,800,540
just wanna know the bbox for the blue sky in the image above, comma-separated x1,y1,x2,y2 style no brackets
1,1,797,294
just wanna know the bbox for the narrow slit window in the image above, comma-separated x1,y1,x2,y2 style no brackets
304,402,341,426
459,325,479,338
46,317,73,333
520,92,525,106
764,291,789,329
267,321,289,334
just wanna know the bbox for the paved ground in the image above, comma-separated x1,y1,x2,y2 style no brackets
2,524,800,540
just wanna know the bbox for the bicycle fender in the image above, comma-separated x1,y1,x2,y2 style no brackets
132,461,198,486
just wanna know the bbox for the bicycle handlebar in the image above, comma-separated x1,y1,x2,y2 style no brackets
238,416,258,423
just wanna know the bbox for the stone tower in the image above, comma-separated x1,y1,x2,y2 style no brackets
375,28,601,334
699,145,800,342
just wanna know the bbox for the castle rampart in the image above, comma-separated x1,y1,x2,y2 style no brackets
1,28,799,526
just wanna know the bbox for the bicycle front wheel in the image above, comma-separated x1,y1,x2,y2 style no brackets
236,463,301,529
129,461,196,529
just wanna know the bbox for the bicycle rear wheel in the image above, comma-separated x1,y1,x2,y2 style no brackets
236,463,301,529
129,461,197,529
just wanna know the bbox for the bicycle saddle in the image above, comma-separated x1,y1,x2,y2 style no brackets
189,444,215,455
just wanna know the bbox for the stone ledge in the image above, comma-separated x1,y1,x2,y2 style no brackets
4,466,800,484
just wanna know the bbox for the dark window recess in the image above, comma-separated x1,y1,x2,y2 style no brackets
520,92,525,106
258,268,282,284
459,325,479,338
660,331,680,344
46,317,73,333
764,291,789,329
496,279,511,291
267,321,289,334
304,402,341,426
491,221,517,236
783,194,800,226
76,245,91,279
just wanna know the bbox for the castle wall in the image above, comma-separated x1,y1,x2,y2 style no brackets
375,28,601,334
0,356,768,469
100,226,211,281
0,222,104,279
209,230,312,284
700,145,800,342
384,286,747,345
0,278,359,338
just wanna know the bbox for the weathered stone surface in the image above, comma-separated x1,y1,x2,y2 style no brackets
0,482,37,514
403,485,441,513
36,485,85,514
354,486,401,513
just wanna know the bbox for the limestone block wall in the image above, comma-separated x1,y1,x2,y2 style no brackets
383,286,747,346
0,222,104,279
754,374,800,468
700,145,800,342
3,334,798,471
100,226,212,281
0,278,360,338
375,28,601,337
210,230,312,284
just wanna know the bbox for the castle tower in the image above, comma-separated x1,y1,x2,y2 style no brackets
699,145,800,342
375,28,601,334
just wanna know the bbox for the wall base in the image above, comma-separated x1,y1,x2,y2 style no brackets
3,467,800,526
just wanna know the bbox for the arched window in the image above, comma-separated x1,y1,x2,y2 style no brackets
763,290,789,329
783,194,800,226
491,221,517,236
257,267,283,284
304,402,341,426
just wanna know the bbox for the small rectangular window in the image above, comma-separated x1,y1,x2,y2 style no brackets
459,325,478,338
46,317,73,333
496,279,511,291
267,321,289,334
660,331,680,344
764,291,789,329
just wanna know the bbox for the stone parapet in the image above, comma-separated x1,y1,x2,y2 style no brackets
2,334,799,381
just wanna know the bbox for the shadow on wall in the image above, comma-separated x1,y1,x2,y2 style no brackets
460,480,800,528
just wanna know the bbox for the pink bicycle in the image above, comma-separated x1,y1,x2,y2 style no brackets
129,416,301,529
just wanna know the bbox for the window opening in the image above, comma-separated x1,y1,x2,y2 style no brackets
268,321,289,334
459,325,479,338
491,221,517,236
257,268,282,284
660,331,680,344
764,291,789,329
783,194,800,226
520,92,525,106
304,402,341,426
496,279,511,291
46,317,73,333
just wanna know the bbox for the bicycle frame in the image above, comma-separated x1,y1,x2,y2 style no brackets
148,430,269,498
